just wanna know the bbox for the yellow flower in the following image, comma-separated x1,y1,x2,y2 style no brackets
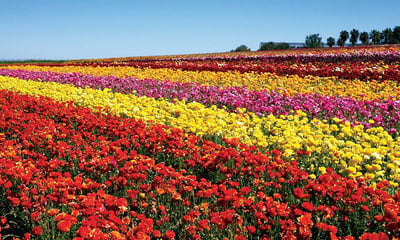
372,164,382,171
332,117,341,123
387,163,396,170
365,173,375,182
346,166,357,175
2,72,400,186
318,167,327,175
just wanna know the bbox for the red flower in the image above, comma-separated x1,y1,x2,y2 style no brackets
359,232,389,240
4,181,12,189
32,226,43,236
0,216,7,225
343,237,355,240
164,230,175,239
234,234,246,240
247,225,256,234
77,226,91,238
197,219,210,231
293,188,309,199
301,202,314,211
384,205,397,220
152,230,161,238
30,211,41,222
361,205,369,212
22,233,31,240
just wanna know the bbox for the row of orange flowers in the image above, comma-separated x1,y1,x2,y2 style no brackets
1,89,400,239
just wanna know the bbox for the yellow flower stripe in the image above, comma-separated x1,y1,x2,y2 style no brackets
3,65,400,101
1,75,400,187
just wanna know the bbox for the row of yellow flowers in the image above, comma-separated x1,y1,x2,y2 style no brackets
1,75,400,187
3,65,399,101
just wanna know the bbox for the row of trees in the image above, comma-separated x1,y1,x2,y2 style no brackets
232,26,400,51
306,26,400,48
231,42,291,52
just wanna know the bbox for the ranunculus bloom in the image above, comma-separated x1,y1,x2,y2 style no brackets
152,230,161,238
32,226,43,236
164,230,175,239
57,220,72,233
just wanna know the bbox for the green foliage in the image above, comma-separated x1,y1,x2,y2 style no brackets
305,34,323,48
337,39,344,47
259,42,290,51
0,60,66,64
393,26,400,44
382,28,394,44
360,32,370,45
370,30,383,45
231,44,251,52
350,29,359,46
338,30,349,46
327,37,335,47
275,42,291,49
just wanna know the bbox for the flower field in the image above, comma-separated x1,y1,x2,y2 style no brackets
1,45,400,239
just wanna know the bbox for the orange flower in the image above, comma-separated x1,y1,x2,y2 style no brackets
47,208,60,216
110,231,126,240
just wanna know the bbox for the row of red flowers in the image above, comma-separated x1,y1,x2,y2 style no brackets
1,90,400,239
4,46,400,81
7,58,400,82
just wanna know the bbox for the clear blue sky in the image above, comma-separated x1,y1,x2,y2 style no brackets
1,0,399,60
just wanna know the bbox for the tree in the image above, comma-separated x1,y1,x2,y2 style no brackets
259,42,290,51
327,37,335,47
232,45,251,52
393,26,400,44
338,30,349,46
370,30,382,45
350,29,359,46
305,34,323,48
275,42,290,50
360,31,369,45
382,28,394,44
259,42,275,51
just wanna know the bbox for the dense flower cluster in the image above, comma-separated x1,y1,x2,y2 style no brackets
4,65,400,101
68,44,400,63
1,45,400,239
1,68,400,132
2,75,400,186
1,90,400,240
6,45,400,81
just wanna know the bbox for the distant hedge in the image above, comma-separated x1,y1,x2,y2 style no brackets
259,42,290,51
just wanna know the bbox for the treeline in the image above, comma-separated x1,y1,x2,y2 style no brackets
231,42,291,52
0,60,66,64
325,26,400,47
232,26,400,51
